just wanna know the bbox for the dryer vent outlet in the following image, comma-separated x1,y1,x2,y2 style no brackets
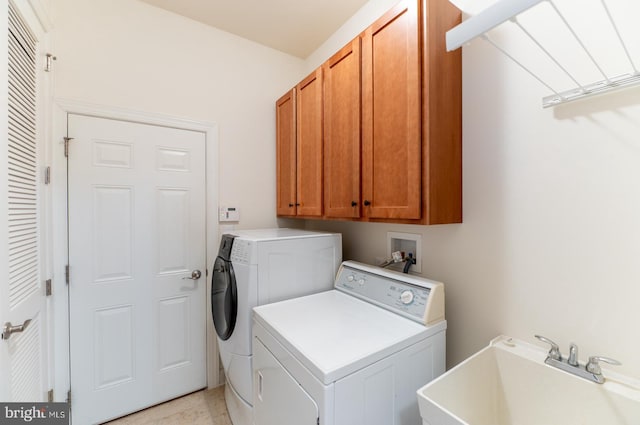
386,232,421,273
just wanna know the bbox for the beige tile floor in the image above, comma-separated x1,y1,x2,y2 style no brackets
104,386,232,425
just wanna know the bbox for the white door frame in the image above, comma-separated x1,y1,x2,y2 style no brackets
51,98,221,401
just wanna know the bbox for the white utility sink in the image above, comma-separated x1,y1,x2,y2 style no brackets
417,336,640,425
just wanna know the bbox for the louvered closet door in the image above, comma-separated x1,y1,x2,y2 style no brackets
0,2,48,402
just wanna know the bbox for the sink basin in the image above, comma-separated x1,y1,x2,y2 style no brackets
417,336,640,425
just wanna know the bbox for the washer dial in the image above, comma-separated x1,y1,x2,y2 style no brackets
400,290,414,305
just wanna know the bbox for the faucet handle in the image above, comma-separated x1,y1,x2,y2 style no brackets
586,356,622,375
535,335,562,361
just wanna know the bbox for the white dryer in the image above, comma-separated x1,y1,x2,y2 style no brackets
252,260,446,425
211,229,342,425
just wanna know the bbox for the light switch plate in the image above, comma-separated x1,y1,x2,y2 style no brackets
219,206,240,222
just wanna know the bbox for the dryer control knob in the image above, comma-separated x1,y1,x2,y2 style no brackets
357,278,365,286
347,275,355,282
400,290,414,305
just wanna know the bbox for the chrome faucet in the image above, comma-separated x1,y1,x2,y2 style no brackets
568,343,579,367
534,335,621,384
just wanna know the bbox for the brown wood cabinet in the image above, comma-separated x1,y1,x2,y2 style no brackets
276,71,324,218
276,69,324,218
421,0,463,224
275,0,461,225
275,89,296,216
296,69,324,217
323,39,361,219
362,0,422,220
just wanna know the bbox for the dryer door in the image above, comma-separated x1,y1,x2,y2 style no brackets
211,255,237,340
253,338,319,425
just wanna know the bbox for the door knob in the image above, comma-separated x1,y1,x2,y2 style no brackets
182,270,202,280
2,319,31,340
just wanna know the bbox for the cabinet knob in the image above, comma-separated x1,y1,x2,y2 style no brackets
351,201,357,207
364,200,371,206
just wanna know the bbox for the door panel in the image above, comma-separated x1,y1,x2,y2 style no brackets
93,305,134,389
361,0,422,219
156,188,190,273
68,114,206,424
323,39,361,218
253,338,319,425
93,186,133,281
296,70,323,217
158,295,190,370
276,89,297,216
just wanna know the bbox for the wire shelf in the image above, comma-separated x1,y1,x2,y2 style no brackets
446,0,640,108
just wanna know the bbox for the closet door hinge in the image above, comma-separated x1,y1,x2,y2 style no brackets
65,265,70,284
44,166,51,184
45,279,52,296
64,137,74,157
45,53,56,72
47,389,54,402
67,389,71,408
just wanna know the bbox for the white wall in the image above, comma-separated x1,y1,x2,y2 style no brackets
50,0,305,229
304,0,398,72
303,0,640,378
48,0,640,379
48,0,305,397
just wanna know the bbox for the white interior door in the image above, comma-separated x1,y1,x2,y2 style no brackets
0,1,49,403
68,114,207,424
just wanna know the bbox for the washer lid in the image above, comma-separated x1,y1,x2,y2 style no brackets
253,290,446,385
231,228,338,241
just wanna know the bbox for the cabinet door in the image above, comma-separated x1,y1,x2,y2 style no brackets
296,69,324,217
323,39,361,218
276,89,297,216
362,0,422,219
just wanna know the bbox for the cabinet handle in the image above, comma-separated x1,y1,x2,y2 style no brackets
288,203,294,207
295,203,301,206
364,200,371,206
351,201,357,207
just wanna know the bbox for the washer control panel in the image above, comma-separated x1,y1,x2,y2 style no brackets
230,239,252,265
335,261,444,325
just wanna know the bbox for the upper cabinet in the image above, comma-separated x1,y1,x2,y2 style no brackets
295,69,324,217
277,71,324,218
275,89,297,216
361,0,422,220
276,0,462,225
421,0,462,224
323,39,361,219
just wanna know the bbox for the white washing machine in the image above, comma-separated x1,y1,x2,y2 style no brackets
252,260,446,425
211,229,342,425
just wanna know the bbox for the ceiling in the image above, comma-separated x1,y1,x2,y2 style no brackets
139,0,370,58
